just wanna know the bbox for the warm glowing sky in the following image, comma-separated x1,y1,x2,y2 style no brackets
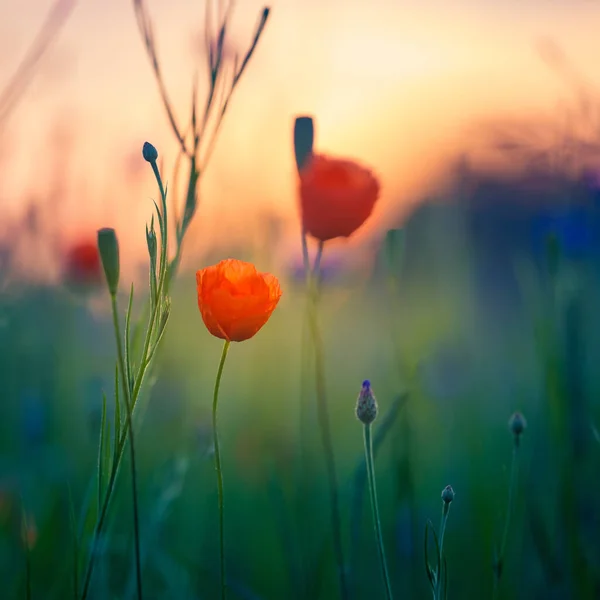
1,0,600,278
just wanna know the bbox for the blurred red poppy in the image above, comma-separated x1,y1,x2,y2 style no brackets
298,153,380,242
63,240,103,288
196,259,282,342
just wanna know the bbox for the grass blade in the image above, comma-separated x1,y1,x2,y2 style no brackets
424,520,435,587
97,393,107,509
125,283,135,393
113,363,121,466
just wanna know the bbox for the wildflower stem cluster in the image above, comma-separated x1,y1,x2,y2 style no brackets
79,145,171,600
110,292,143,600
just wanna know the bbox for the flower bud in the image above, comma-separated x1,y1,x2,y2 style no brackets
97,228,120,296
441,484,455,505
146,217,158,304
356,379,378,425
509,412,527,444
142,141,158,163
293,115,314,173
146,217,157,258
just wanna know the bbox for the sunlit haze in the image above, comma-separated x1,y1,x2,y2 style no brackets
1,0,599,281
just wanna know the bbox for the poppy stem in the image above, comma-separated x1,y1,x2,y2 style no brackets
313,241,324,281
301,228,311,285
307,250,349,600
212,339,231,600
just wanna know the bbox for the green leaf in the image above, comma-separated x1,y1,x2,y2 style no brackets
424,518,442,592
113,363,121,466
97,393,107,509
159,183,169,277
153,199,165,250
77,477,97,553
424,520,435,588
102,417,112,497
130,299,151,368
431,521,442,581
125,283,135,394
146,217,158,311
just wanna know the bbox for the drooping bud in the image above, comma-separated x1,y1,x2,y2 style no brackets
356,379,378,425
142,141,158,163
293,115,314,173
97,228,120,296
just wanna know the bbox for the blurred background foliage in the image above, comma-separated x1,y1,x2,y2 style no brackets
2,145,600,598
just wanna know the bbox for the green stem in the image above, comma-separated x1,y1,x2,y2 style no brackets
306,248,348,600
150,159,168,281
110,295,143,600
297,229,314,598
313,241,324,280
80,338,156,600
212,340,231,600
493,442,519,600
364,424,394,600
435,507,449,600
301,228,310,286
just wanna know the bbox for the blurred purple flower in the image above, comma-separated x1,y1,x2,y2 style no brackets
581,167,600,192
531,207,596,262
288,251,346,284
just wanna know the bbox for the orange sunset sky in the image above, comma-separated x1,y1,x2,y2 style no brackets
1,0,600,281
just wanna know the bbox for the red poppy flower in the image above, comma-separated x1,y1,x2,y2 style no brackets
63,240,103,287
196,259,282,342
298,153,381,242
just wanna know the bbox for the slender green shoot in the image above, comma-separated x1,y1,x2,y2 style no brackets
212,340,232,600
363,423,394,599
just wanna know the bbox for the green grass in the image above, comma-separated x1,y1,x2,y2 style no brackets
1,243,599,599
